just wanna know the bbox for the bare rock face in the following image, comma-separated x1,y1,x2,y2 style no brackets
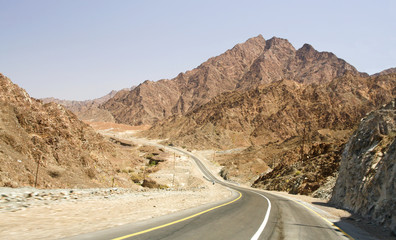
42,89,123,123
101,35,363,125
252,141,345,197
330,99,396,234
0,74,117,188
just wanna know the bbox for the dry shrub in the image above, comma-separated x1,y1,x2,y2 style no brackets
141,179,168,189
48,169,61,178
130,172,142,183
85,167,96,179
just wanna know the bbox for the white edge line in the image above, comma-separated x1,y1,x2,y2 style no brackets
250,191,272,240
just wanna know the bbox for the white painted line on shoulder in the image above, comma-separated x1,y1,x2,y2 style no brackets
250,191,272,240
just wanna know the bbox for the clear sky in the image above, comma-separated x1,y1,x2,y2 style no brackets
1,0,395,100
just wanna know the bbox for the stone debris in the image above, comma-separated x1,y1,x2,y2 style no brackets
0,187,128,213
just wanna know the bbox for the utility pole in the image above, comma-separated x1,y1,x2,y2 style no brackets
142,165,146,183
186,156,191,188
172,152,176,188
300,123,306,162
112,173,115,188
34,155,42,188
300,122,312,163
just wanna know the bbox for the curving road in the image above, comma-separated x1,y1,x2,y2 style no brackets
66,147,352,240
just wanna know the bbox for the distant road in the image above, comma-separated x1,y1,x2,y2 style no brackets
66,147,351,240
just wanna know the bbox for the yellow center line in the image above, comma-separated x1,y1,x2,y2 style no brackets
112,191,243,240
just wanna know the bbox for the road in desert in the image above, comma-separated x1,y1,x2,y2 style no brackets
66,146,351,240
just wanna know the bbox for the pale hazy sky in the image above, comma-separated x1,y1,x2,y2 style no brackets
1,0,395,100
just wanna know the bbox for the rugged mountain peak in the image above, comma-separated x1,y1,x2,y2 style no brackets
373,67,396,76
264,37,295,52
224,34,266,55
102,35,365,125
296,43,317,58
102,35,268,125
0,74,32,105
203,34,266,69
299,43,315,52
240,34,266,48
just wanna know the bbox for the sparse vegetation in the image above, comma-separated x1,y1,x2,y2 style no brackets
141,179,168,189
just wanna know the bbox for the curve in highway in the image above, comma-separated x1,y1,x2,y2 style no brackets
66,146,353,240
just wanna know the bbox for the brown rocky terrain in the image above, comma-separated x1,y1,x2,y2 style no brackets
0,74,157,189
101,35,363,125
147,73,396,149
251,136,347,198
146,73,396,195
331,99,396,235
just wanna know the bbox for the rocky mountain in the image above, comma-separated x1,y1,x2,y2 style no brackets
146,73,396,188
101,35,363,125
331,99,396,235
42,87,133,123
147,73,396,149
0,74,137,188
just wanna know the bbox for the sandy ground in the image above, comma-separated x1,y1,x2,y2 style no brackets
0,124,231,240
0,187,230,240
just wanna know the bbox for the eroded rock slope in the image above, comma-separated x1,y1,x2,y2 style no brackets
331,99,396,234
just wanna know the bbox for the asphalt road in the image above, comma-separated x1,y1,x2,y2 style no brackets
66,147,351,240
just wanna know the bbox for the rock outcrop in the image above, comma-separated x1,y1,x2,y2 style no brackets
101,35,363,125
331,99,396,235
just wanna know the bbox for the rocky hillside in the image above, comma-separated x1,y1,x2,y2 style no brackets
0,74,139,188
145,73,395,189
251,137,347,198
330,99,396,235
42,89,122,122
101,35,363,125
147,73,396,149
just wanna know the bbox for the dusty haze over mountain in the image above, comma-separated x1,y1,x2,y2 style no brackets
42,87,134,123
